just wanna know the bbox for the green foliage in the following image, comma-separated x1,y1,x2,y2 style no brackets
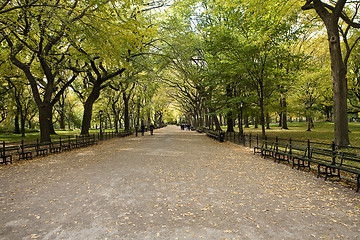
195,0,309,134
0,0,359,142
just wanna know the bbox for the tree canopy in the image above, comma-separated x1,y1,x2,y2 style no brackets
0,0,359,145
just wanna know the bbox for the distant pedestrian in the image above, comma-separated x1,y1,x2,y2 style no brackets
141,124,145,136
150,123,155,135
135,125,139,137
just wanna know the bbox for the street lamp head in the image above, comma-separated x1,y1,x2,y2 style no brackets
99,110,103,116
240,101,244,108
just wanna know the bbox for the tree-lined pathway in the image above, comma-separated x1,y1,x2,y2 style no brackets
1,125,359,239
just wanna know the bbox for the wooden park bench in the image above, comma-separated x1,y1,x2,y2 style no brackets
197,127,207,133
253,139,272,156
258,141,287,161
120,130,133,137
36,142,49,157
334,152,360,192
206,130,225,142
77,135,97,148
253,137,360,192
49,140,62,154
0,144,19,164
253,137,276,158
287,145,340,180
87,135,97,145
59,137,73,151
286,144,308,169
253,141,265,155
19,142,34,160
307,148,338,178
302,149,360,192
261,141,275,158
272,142,289,163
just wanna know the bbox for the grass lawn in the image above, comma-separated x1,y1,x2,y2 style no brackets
0,129,114,143
226,121,360,147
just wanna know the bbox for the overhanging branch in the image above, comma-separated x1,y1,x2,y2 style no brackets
302,0,360,28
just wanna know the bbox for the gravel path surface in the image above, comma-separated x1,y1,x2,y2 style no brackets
0,125,359,240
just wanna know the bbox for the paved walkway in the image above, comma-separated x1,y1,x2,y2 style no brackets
0,125,359,240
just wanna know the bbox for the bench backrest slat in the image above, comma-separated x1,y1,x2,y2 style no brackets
289,144,308,156
310,148,337,164
339,152,360,169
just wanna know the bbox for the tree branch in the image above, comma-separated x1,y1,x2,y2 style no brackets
303,0,360,27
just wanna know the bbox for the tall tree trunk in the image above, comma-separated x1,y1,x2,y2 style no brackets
81,101,94,135
59,95,66,130
279,98,282,127
307,116,314,131
20,114,26,137
327,25,349,146
136,97,141,127
213,115,221,131
199,107,204,127
282,97,288,129
302,0,349,146
59,110,66,130
244,116,249,128
48,105,56,135
254,117,258,129
325,106,332,121
259,97,266,138
119,114,122,129
14,114,20,134
226,85,234,132
80,62,125,135
39,104,51,142
279,113,282,127
205,108,209,128
226,112,234,132
113,108,119,133
81,84,101,135
108,113,112,129
28,120,32,130
123,92,130,130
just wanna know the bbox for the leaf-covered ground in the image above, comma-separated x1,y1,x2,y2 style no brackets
0,125,359,239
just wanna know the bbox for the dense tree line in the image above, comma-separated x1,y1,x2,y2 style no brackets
0,0,174,142
0,0,359,146
159,0,360,146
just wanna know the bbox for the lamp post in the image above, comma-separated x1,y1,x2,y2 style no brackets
99,110,103,141
239,101,244,138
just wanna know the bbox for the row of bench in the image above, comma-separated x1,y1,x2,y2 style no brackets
254,141,360,192
1,130,133,164
0,135,98,164
197,128,225,142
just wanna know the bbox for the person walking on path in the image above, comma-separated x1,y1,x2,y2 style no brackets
150,123,155,135
141,121,145,136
